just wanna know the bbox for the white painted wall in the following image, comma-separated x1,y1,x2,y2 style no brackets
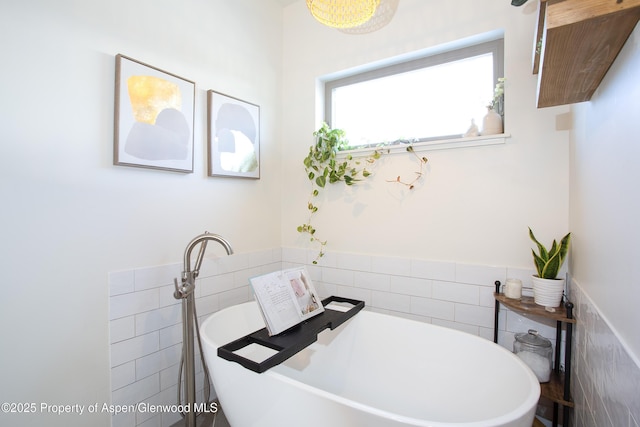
569,24,640,363
0,1,283,426
281,0,570,269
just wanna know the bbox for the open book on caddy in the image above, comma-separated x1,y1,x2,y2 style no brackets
250,266,325,336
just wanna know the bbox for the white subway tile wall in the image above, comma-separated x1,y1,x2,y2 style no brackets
108,247,640,427
570,280,640,427
108,249,280,427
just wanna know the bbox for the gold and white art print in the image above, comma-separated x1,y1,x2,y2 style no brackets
114,54,195,173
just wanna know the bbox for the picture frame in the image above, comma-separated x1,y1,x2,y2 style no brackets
207,90,260,179
114,54,195,173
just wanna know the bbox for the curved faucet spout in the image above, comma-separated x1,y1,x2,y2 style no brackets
183,232,234,276
175,232,233,300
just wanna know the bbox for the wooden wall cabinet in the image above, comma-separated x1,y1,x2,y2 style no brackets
533,0,640,108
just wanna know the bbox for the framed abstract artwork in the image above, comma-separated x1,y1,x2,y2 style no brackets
114,54,195,173
207,90,260,179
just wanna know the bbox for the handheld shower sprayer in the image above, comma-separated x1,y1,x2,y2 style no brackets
174,231,233,427
193,240,208,275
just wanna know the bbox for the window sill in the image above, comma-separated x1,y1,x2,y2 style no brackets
339,134,510,157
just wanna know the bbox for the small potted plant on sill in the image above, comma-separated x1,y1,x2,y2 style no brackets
529,227,571,307
482,77,505,135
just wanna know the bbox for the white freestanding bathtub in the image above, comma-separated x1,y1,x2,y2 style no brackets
200,301,539,427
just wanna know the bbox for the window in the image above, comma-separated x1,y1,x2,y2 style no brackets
324,39,504,149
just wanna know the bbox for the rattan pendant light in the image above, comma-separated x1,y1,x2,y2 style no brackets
306,0,380,29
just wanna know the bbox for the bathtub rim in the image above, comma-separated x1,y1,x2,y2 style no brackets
201,301,541,427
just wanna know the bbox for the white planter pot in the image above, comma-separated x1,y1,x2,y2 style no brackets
531,276,565,308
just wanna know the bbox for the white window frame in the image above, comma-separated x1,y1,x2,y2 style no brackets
324,38,505,151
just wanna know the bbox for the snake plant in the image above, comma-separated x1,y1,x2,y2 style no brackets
529,227,571,279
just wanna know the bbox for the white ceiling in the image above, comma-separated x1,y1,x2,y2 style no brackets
277,0,300,6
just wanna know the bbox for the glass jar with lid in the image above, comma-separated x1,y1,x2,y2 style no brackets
514,329,552,383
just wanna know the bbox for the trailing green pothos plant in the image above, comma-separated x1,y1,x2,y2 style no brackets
297,123,382,264
297,123,429,264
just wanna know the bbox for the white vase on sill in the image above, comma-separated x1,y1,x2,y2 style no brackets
481,107,503,135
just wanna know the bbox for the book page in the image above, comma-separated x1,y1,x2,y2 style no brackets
251,271,301,334
283,268,323,320
250,267,324,335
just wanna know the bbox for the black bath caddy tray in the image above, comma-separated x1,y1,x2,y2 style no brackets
217,296,364,373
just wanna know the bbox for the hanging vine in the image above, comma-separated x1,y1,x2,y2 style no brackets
297,123,382,264
387,145,429,190
297,124,429,264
